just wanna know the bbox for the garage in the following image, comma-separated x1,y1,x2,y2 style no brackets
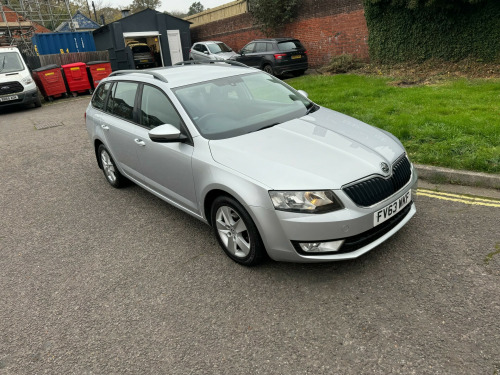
93,8,191,71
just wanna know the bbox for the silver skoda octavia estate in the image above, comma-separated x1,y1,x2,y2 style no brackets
86,61,417,266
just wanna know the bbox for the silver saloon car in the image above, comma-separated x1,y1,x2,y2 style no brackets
85,62,417,266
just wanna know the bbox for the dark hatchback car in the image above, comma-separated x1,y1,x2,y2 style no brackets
232,38,308,76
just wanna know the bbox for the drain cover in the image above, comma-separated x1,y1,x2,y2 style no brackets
34,121,63,130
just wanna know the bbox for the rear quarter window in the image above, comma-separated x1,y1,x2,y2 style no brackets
91,82,112,110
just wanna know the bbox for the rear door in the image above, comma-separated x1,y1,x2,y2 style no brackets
98,81,143,180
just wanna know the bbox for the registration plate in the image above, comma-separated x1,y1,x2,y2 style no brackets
140,59,149,63
0,95,18,102
374,189,411,226
291,55,302,59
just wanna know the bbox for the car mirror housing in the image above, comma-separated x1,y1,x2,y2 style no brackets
203,51,209,55
149,124,186,143
297,90,308,98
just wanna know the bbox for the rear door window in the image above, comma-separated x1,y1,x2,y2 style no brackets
255,42,267,53
107,81,139,122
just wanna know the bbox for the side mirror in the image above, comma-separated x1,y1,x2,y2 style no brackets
203,51,209,55
297,90,308,98
239,50,245,56
149,124,187,143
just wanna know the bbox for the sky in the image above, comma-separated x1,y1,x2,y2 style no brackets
106,0,231,14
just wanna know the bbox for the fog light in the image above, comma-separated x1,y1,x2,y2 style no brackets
298,240,344,253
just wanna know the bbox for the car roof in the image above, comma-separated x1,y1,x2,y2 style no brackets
196,41,224,45
250,38,296,42
107,64,256,88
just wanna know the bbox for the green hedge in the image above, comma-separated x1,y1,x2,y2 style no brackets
364,0,500,62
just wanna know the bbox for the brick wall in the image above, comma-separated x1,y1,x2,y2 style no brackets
190,0,369,67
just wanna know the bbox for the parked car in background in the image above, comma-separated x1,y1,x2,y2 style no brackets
231,38,308,77
126,41,155,69
86,62,417,266
0,46,41,109
189,41,237,62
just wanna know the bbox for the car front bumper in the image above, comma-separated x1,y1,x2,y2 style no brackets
0,87,38,107
250,169,418,262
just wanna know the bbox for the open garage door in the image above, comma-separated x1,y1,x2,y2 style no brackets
123,31,163,68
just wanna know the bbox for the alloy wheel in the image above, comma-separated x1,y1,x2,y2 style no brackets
215,205,251,258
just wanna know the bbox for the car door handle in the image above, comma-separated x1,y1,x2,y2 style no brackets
134,139,146,147
101,124,109,131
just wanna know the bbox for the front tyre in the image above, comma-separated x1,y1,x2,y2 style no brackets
211,196,266,266
97,144,127,188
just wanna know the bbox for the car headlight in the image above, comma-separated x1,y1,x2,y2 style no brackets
269,190,343,213
22,76,33,85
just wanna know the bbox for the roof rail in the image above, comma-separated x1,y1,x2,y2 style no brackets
108,70,168,83
174,60,249,68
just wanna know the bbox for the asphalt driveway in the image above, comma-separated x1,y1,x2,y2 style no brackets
1,98,499,374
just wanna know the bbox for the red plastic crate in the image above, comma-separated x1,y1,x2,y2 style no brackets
32,64,67,101
86,61,112,89
61,62,92,96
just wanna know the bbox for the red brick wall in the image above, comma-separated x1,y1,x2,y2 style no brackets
190,0,369,67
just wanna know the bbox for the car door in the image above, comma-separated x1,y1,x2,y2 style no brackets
197,44,211,61
133,83,198,212
236,42,260,67
97,81,144,181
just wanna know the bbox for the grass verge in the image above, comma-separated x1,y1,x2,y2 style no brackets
286,74,500,174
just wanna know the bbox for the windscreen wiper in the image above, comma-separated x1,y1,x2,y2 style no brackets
249,123,280,133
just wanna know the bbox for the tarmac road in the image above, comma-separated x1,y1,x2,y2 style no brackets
1,97,499,374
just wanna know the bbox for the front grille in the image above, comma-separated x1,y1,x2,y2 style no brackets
343,156,412,207
0,81,24,95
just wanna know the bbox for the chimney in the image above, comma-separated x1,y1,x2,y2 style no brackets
121,9,130,18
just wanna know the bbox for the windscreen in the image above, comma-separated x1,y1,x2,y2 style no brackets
207,43,232,54
132,45,151,53
0,52,25,74
173,72,314,140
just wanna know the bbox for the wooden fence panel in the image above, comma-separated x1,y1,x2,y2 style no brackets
39,51,109,67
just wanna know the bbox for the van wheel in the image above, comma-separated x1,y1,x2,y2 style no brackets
34,96,42,108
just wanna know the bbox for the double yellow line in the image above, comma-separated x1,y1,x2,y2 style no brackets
416,189,500,208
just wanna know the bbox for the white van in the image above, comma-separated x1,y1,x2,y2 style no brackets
0,46,41,109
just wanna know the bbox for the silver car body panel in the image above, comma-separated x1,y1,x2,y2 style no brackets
86,65,417,263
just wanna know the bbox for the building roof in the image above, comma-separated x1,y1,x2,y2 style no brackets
0,5,51,34
93,8,190,34
55,10,100,32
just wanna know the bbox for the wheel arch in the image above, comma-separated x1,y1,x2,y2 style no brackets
94,139,104,169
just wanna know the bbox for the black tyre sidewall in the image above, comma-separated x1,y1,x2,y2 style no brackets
211,196,265,266
97,144,125,188
263,64,274,76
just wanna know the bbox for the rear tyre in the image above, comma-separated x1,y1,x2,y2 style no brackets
263,64,274,76
97,144,127,188
211,196,266,266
